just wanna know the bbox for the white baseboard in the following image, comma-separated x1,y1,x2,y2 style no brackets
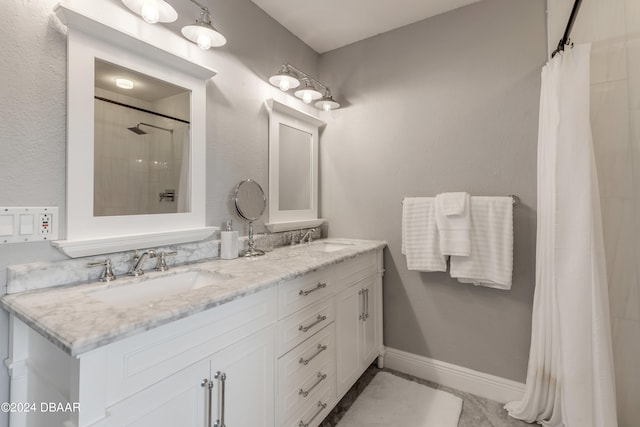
384,347,525,404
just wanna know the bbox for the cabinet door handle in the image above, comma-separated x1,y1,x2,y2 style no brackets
359,289,366,321
365,288,370,320
299,314,327,333
298,401,328,427
299,372,328,397
201,378,213,427
299,282,327,296
299,344,328,366
213,371,227,427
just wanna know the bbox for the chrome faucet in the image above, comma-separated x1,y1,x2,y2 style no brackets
300,228,317,245
128,250,157,276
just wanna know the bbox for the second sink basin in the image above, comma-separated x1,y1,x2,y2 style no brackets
89,270,233,306
308,240,355,253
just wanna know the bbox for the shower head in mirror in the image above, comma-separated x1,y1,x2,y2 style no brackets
128,124,148,135
127,122,173,135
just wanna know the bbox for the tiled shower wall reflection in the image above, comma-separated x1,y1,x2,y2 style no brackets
94,88,190,216
549,1,640,425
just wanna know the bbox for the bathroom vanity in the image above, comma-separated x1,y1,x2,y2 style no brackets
1,239,385,427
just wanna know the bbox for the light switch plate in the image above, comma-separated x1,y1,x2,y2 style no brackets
0,207,59,244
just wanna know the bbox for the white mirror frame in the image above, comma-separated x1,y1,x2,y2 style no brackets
52,3,217,257
265,99,325,232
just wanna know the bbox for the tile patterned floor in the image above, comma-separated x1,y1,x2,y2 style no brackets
320,364,535,427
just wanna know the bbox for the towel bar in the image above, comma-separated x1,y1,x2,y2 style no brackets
401,194,520,207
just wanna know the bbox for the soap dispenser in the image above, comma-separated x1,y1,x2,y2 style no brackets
220,219,239,260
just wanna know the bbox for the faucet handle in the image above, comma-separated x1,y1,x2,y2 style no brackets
155,251,177,271
87,258,116,282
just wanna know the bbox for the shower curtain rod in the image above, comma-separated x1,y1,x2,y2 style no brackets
94,96,190,125
551,0,583,58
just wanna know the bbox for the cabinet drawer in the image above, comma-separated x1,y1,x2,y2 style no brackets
277,325,334,425
278,269,334,320
277,297,334,356
105,287,276,405
283,386,334,427
335,251,377,292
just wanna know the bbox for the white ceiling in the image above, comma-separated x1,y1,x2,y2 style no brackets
250,0,483,53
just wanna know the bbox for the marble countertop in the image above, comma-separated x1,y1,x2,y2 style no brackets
0,238,386,357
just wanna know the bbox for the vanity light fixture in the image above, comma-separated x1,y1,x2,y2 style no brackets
121,0,177,24
295,80,323,104
121,0,226,49
269,65,301,91
315,91,340,111
269,63,340,110
181,3,227,49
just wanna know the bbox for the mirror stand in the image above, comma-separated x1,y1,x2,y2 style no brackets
244,221,264,257
233,179,267,257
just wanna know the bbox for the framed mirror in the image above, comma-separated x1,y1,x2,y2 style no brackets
52,4,217,257
266,99,325,232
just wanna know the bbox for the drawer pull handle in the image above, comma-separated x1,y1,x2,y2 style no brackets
299,315,327,333
298,401,328,427
299,344,328,366
299,372,328,397
201,378,213,427
299,282,327,296
359,289,366,321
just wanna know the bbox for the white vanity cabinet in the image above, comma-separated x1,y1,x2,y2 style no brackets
335,251,384,399
7,287,276,427
4,243,385,427
103,327,275,427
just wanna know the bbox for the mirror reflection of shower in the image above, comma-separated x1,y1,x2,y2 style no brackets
93,59,191,217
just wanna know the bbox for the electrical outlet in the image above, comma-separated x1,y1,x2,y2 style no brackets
39,214,53,235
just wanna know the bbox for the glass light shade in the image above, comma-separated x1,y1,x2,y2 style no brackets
182,23,227,49
269,70,300,92
294,82,322,104
315,95,340,111
121,0,177,23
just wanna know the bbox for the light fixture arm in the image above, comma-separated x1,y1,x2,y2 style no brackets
284,63,329,94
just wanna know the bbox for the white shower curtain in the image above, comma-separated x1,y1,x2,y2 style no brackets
504,44,618,427
176,127,190,212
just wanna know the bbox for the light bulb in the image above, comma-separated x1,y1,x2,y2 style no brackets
323,103,331,112
279,80,290,91
303,92,313,104
197,33,212,50
141,0,160,24
115,78,134,89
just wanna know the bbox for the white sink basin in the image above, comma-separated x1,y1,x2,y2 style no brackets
89,270,233,306
308,240,355,253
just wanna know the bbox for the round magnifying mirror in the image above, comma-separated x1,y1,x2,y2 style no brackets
233,179,267,256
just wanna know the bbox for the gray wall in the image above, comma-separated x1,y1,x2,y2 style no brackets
318,0,546,382
0,0,548,420
0,0,318,424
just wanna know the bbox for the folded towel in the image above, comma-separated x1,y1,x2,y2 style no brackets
435,192,471,256
402,197,447,272
438,192,468,216
449,197,513,289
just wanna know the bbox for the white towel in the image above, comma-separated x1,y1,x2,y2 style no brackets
402,197,447,272
450,197,513,289
435,192,471,256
